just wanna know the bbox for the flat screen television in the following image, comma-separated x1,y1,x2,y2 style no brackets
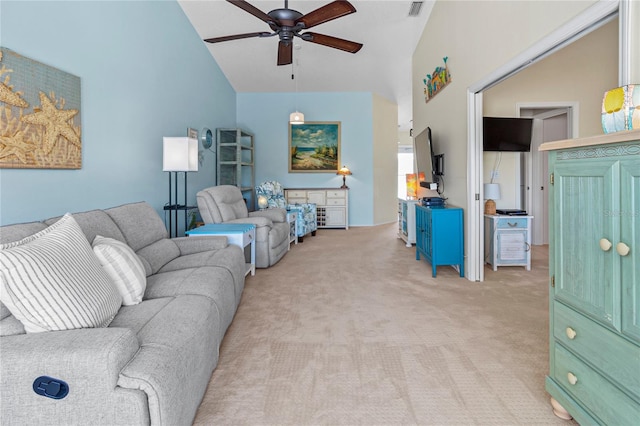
414,126,436,183
483,117,533,152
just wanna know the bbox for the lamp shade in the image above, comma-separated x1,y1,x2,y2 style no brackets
163,137,198,172
483,183,501,200
289,111,305,124
337,165,352,176
257,195,268,210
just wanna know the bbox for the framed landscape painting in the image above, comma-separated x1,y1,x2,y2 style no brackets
289,121,340,173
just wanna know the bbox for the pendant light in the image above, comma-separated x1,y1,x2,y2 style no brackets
289,51,304,124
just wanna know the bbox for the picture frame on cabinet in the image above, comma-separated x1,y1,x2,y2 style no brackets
289,121,340,173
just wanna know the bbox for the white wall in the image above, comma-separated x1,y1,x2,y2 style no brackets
372,94,399,224
483,18,619,210
412,0,598,211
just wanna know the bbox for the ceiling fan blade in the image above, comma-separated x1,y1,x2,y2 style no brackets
302,32,362,53
297,1,356,29
226,0,277,25
204,32,271,44
277,41,293,66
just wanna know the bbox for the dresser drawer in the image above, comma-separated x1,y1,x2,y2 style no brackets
307,192,326,205
496,218,527,229
326,190,346,198
286,190,307,199
553,345,640,424
287,197,306,205
326,198,345,206
553,301,640,397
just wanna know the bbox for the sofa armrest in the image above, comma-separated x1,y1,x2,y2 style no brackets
1,327,139,394
249,208,286,223
172,235,228,255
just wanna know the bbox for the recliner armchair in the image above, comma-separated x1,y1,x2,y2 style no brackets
255,181,317,242
197,185,289,268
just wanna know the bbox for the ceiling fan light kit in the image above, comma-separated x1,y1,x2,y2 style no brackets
204,0,363,66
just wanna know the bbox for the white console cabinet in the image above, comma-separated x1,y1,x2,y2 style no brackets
285,188,349,229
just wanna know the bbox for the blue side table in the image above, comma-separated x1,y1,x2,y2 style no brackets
186,223,256,276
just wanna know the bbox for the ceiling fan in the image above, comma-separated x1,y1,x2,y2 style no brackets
204,0,363,66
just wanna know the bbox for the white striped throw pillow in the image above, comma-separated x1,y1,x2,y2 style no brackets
0,214,122,333
92,235,146,305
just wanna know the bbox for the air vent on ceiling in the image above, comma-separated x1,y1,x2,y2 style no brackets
408,1,424,17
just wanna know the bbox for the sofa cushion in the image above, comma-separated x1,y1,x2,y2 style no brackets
145,267,237,330
45,210,126,244
136,239,181,275
105,202,169,251
109,296,173,335
0,221,48,244
93,235,147,305
0,214,122,333
117,295,220,426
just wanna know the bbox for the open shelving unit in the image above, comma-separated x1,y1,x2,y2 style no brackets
217,128,255,210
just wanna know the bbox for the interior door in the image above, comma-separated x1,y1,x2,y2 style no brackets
522,108,569,245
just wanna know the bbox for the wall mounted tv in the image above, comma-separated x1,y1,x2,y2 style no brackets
414,126,444,184
483,117,533,152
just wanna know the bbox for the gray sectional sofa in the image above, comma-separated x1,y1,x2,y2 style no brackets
0,202,246,425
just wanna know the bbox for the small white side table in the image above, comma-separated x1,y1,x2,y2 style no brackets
484,214,533,271
186,223,256,276
286,210,298,249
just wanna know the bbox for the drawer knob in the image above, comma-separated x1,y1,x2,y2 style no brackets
565,327,577,340
599,238,612,251
507,222,518,227
616,242,630,256
567,372,578,385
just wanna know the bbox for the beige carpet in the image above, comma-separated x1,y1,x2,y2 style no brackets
194,223,573,425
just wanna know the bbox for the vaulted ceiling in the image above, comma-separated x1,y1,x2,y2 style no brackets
178,0,434,131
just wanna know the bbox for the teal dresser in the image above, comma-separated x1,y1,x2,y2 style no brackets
415,205,464,278
541,129,640,424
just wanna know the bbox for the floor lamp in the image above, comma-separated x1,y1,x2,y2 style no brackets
163,137,198,238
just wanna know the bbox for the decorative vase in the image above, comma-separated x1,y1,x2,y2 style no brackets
602,84,640,133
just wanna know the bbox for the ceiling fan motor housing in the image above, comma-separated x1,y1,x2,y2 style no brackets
269,8,304,42
205,0,362,66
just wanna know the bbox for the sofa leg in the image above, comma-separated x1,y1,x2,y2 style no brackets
311,231,317,236
299,236,304,243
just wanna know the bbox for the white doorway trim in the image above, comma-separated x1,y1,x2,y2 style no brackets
518,103,578,246
466,0,622,282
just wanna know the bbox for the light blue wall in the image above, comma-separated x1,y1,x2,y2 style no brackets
237,92,374,226
0,0,235,226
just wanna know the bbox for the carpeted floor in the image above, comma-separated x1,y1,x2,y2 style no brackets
193,223,574,425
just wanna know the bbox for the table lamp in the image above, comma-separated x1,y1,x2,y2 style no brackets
257,195,269,210
483,183,501,215
337,165,352,189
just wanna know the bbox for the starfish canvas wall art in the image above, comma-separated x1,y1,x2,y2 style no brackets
0,47,81,169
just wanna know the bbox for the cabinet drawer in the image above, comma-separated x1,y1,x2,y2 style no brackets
287,197,306,205
326,198,345,206
553,302,640,397
496,218,527,229
326,190,346,198
307,192,326,205
553,344,640,424
286,190,307,198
